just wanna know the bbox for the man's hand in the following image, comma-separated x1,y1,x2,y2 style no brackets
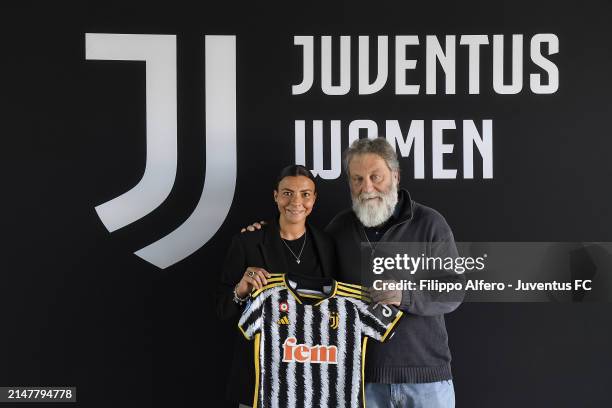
240,220,267,233
369,281,402,306
235,267,271,298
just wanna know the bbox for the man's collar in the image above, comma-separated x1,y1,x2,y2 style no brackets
396,188,414,223
390,190,404,220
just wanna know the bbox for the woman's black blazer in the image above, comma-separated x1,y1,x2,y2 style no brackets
214,220,337,405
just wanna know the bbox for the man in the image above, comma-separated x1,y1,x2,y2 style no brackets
325,137,464,408
243,137,464,407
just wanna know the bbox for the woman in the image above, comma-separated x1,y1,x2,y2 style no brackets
215,165,337,408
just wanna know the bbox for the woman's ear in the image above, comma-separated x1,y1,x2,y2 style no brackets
273,190,278,203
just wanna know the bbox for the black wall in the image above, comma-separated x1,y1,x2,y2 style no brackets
2,1,612,407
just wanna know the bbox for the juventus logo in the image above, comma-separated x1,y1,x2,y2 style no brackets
85,33,237,269
329,312,339,330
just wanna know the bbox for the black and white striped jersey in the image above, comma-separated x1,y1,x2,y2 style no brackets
238,273,403,408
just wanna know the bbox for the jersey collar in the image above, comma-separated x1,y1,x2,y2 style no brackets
283,273,338,306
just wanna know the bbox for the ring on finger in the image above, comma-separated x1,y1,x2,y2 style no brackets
247,270,255,278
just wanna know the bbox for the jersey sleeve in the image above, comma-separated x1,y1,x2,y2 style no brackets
237,291,267,341
357,301,403,342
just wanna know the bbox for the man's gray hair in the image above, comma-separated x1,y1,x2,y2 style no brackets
342,137,400,176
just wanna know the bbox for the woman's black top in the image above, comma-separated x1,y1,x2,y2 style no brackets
280,229,323,278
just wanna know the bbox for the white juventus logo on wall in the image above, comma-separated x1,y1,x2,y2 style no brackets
85,33,236,269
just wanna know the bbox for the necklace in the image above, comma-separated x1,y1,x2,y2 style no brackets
281,231,307,264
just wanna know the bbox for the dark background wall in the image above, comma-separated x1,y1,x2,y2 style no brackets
2,1,612,407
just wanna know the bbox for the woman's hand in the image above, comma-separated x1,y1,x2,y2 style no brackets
235,267,272,298
240,220,266,233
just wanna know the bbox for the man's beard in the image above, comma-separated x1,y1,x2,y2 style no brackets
352,182,399,227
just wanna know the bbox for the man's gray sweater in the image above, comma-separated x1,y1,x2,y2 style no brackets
325,189,465,383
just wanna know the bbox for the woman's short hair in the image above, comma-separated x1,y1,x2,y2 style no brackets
275,165,317,192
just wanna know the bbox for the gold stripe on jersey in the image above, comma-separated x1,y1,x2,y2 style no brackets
335,289,372,302
238,322,250,341
336,284,369,296
253,333,261,408
252,282,286,298
338,283,369,295
267,273,284,282
299,293,326,299
361,338,368,408
337,281,369,291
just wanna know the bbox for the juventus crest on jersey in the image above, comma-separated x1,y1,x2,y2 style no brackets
238,273,403,408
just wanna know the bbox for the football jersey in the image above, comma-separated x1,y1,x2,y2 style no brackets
238,273,403,408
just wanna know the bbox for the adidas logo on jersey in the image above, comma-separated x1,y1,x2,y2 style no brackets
277,315,290,325
282,337,337,364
